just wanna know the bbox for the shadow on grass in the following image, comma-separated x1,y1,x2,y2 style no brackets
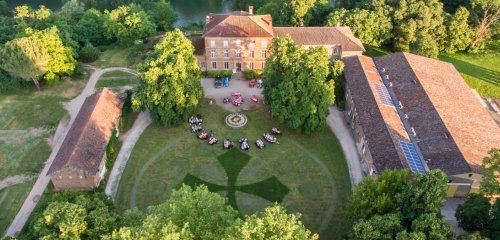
439,54,500,86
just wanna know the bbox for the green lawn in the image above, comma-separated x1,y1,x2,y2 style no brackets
364,45,500,98
0,76,89,235
95,78,137,89
119,108,139,133
93,46,140,68
115,102,352,239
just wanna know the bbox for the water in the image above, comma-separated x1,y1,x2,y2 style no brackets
8,0,234,26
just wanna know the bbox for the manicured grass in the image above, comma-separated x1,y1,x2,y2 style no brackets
95,78,137,89
115,102,352,239
364,45,393,57
438,51,499,98
0,181,35,235
119,108,140,133
93,46,138,68
101,71,136,79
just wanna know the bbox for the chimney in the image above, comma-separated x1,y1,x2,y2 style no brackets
206,15,211,24
249,5,254,15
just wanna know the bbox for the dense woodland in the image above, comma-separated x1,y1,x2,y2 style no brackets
0,0,498,239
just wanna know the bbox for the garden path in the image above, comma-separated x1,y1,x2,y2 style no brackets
0,175,36,191
326,107,363,185
105,111,152,199
4,67,135,238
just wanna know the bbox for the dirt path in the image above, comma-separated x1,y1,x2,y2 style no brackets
4,67,135,238
326,107,363,185
0,175,36,190
105,111,152,199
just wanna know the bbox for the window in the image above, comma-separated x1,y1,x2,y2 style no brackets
212,62,217,69
249,62,254,70
261,62,265,69
249,51,254,58
235,40,241,46
333,46,339,55
223,40,228,47
210,40,216,48
224,50,229,57
261,51,267,58
201,62,206,68
262,40,267,48
224,62,229,69
210,50,216,58
249,41,255,48
236,50,241,57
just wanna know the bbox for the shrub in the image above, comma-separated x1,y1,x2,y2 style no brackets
106,128,119,170
79,42,100,63
206,70,232,78
0,70,32,92
245,70,263,79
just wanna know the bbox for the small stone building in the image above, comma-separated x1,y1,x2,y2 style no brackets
48,88,122,191
343,53,500,197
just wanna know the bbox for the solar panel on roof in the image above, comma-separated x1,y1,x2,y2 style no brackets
400,141,426,174
374,83,394,106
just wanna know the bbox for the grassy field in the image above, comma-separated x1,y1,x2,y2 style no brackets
0,73,89,235
93,45,141,68
95,70,137,89
115,102,352,239
364,45,500,98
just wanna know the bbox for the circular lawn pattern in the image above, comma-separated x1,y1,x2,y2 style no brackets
225,113,248,128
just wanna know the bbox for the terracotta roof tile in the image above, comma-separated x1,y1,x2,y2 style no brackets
48,88,122,175
273,27,365,51
203,12,273,38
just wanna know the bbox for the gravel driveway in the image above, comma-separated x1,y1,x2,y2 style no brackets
201,78,263,112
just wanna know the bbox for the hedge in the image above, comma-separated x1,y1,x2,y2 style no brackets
245,70,263,80
205,70,232,78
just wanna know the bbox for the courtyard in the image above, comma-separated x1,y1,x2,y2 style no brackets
114,83,352,237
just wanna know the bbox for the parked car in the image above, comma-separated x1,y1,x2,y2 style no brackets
214,78,223,88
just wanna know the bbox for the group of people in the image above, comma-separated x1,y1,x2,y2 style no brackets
238,129,282,151
189,115,219,145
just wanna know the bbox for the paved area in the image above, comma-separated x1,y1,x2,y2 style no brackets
201,78,263,112
441,198,466,236
326,107,364,185
4,67,135,237
105,111,152,199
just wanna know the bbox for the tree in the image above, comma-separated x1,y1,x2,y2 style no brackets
150,0,177,31
79,42,100,62
227,204,318,240
456,193,492,232
411,213,455,240
347,170,410,221
75,9,111,46
33,202,88,239
263,36,335,133
0,0,9,16
411,32,440,58
469,0,500,51
458,232,490,240
256,2,282,25
396,231,426,240
0,16,17,44
444,7,474,53
132,29,203,126
397,170,448,225
108,219,192,240
308,0,333,26
61,0,85,17
351,213,404,240
105,4,156,46
145,185,238,240
281,0,317,26
325,8,392,47
0,35,49,90
480,148,500,196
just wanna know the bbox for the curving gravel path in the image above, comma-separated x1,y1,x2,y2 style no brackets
105,111,152,199
4,67,136,238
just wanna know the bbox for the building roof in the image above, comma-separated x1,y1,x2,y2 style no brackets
273,27,365,52
203,12,274,38
373,52,500,174
343,55,405,172
48,88,122,175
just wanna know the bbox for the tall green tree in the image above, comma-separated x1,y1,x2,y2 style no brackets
263,36,335,133
256,2,282,24
456,193,492,232
480,148,500,196
351,213,404,240
0,0,9,16
469,0,500,51
61,0,86,17
325,8,392,47
308,0,333,26
105,4,156,46
33,202,88,240
411,31,440,58
347,170,410,221
0,16,17,44
150,0,177,31
444,6,474,53
281,0,317,26
411,213,454,240
0,35,49,90
132,29,203,126
397,170,448,225
227,204,318,240
75,9,112,46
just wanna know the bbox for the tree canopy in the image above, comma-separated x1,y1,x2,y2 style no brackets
263,36,335,133
104,4,156,46
480,148,500,196
132,29,203,126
